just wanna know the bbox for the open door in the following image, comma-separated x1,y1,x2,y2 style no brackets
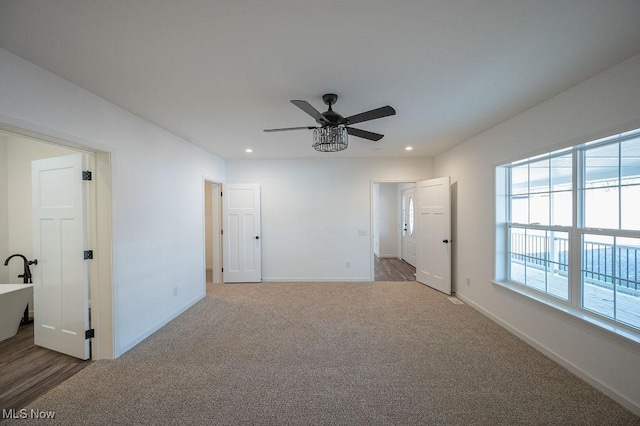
32,153,91,359
416,177,452,295
223,183,261,283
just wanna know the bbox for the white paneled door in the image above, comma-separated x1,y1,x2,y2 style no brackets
401,187,417,267
32,154,91,359
223,183,261,283
416,177,452,295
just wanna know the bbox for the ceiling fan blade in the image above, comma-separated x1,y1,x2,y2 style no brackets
345,105,396,125
347,127,384,141
291,100,328,123
264,126,316,132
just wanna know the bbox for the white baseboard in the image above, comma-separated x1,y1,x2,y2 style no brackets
456,293,640,417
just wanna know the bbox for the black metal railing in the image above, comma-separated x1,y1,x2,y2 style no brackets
583,242,639,290
509,232,569,272
509,232,639,290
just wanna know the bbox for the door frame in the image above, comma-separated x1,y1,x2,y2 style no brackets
0,118,114,360
370,179,418,281
203,179,223,286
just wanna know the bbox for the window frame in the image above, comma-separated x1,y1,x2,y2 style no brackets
495,129,640,344
505,149,575,302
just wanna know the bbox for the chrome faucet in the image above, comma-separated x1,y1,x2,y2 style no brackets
4,254,38,284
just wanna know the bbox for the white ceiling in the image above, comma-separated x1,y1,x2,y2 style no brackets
1,1,640,160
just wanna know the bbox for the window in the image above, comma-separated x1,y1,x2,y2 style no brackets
507,152,572,300
408,196,414,236
497,129,640,334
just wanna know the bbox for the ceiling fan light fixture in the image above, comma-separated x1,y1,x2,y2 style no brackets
312,126,348,152
265,94,395,151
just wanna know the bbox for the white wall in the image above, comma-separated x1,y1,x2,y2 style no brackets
433,53,640,414
226,158,432,281
0,48,226,357
4,136,76,281
377,183,399,258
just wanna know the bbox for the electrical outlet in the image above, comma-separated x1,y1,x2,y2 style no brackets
173,286,178,296
466,278,471,287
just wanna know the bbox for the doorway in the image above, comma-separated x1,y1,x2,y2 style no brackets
372,181,417,281
204,182,263,286
204,180,223,288
0,127,113,411
0,126,113,360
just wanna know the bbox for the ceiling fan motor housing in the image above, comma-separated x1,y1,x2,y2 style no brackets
320,94,345,125
321,111,345,126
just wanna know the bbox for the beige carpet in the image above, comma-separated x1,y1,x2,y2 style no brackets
6,282,640,425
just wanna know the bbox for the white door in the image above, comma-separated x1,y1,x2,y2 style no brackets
32,154,91,359
401,187,417,267
416,177,452,295
223,183,261,283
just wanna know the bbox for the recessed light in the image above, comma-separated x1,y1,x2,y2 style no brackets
405,146,413,151
245,148,253,153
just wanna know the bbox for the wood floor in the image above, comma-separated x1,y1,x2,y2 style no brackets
374,256,416,281
0,323,89,413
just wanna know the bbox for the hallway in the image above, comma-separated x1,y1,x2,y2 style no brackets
374,256,416,281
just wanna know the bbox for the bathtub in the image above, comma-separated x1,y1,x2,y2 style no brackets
0,284,34,342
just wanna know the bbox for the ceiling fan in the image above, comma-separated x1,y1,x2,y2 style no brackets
264,94,396,152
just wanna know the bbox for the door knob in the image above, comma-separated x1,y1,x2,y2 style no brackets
255,236,260,240
442,239,450,244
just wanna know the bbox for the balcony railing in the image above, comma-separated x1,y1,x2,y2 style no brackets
510,233,639,291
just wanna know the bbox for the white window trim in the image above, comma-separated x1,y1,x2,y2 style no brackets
494,130,640,346
491,279,640,347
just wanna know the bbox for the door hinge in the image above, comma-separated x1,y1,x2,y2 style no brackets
221,267,224,272
85,329,95,339
221,191,223,196
82,170,92,181
84,250,94,260
221,229,223,235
